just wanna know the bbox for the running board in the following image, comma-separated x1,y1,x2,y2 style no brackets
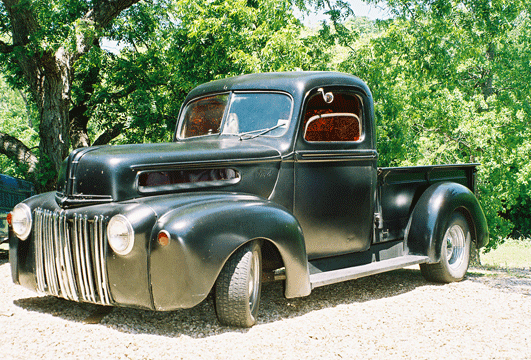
309,255,430,289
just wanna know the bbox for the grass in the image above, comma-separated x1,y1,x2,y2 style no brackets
479,238,531,269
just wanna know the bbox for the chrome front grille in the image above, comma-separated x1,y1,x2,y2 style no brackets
33,208,112,305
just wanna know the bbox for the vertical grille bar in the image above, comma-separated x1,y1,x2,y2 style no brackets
93,216,111,304
58,211,78,301
52,212,69,298
44,212,60,296
72,215,87,301
32,209,112,305
82,215,97,303
75,214,93,302
34,209,46,293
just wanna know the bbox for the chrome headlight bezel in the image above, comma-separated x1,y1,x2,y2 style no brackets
107,214,135,256
10,203,32,240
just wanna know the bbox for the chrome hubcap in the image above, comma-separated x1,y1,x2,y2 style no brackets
445,224,466,271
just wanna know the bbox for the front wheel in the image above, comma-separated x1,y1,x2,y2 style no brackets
215,241,262,327
420,212,471,283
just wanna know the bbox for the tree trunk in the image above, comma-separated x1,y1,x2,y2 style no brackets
69,61,101,149
470,243,482,267
38,49,72,176
70,105,91,149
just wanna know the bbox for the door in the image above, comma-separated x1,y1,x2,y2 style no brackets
293,88,377,260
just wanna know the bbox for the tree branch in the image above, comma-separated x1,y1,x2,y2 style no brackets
0,39,14,54
416,123,473,150
93,0,142,29
75,0,142,57
92,123,125,146
0,132,38,173
3,0,40,46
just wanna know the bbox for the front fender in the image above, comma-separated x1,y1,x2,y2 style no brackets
405,182,488,263
149,194,310,310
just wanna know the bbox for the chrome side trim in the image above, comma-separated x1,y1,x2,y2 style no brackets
295,149,378,163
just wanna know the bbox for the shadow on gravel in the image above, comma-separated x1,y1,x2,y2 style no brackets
467,266,531,297
0,248,8,265
13,268,430,338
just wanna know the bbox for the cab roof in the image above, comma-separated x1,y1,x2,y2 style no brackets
184,72,372,103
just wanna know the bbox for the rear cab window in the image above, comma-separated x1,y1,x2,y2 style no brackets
302,92,363,143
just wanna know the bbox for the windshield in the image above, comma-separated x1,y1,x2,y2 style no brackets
178,92,292,139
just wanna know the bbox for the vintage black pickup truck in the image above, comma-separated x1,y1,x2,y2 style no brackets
9,72,488,327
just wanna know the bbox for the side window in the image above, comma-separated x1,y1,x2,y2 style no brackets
303,92,363,143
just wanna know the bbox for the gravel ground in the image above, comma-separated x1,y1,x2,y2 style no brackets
1,248,530,360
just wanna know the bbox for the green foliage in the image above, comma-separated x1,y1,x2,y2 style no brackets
86,0,335,145
340,0,531,248
169,0,331,79
0,75,38,179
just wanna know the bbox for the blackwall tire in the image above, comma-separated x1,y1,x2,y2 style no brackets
420,212,471,283
215,241,262,327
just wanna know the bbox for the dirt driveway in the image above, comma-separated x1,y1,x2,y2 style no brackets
1,249,529,360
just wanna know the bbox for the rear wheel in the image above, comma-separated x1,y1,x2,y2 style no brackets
420,212,471,283
215,241,262,327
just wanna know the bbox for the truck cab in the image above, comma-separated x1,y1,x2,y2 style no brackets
9,72,488,328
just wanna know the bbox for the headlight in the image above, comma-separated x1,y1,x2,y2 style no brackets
10,203,32,240
107,214,135,255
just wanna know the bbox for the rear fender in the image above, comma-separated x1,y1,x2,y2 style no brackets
149,196,310,310
405,182,488,263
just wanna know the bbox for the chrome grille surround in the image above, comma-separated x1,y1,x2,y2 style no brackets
33,208,112,305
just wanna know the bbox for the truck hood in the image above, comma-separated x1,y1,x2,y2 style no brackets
56,139,282,207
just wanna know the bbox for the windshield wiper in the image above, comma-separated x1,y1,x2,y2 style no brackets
239,123,284,141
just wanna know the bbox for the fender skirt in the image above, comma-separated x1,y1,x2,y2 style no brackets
405,182,488,263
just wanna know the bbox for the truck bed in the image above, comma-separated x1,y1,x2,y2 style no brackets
377,163,478,243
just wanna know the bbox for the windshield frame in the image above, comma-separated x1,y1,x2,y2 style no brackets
175,90,294,141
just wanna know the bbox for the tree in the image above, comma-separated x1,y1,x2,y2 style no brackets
0,0,141,190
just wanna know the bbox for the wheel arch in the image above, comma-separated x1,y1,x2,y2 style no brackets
405,182,489,263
